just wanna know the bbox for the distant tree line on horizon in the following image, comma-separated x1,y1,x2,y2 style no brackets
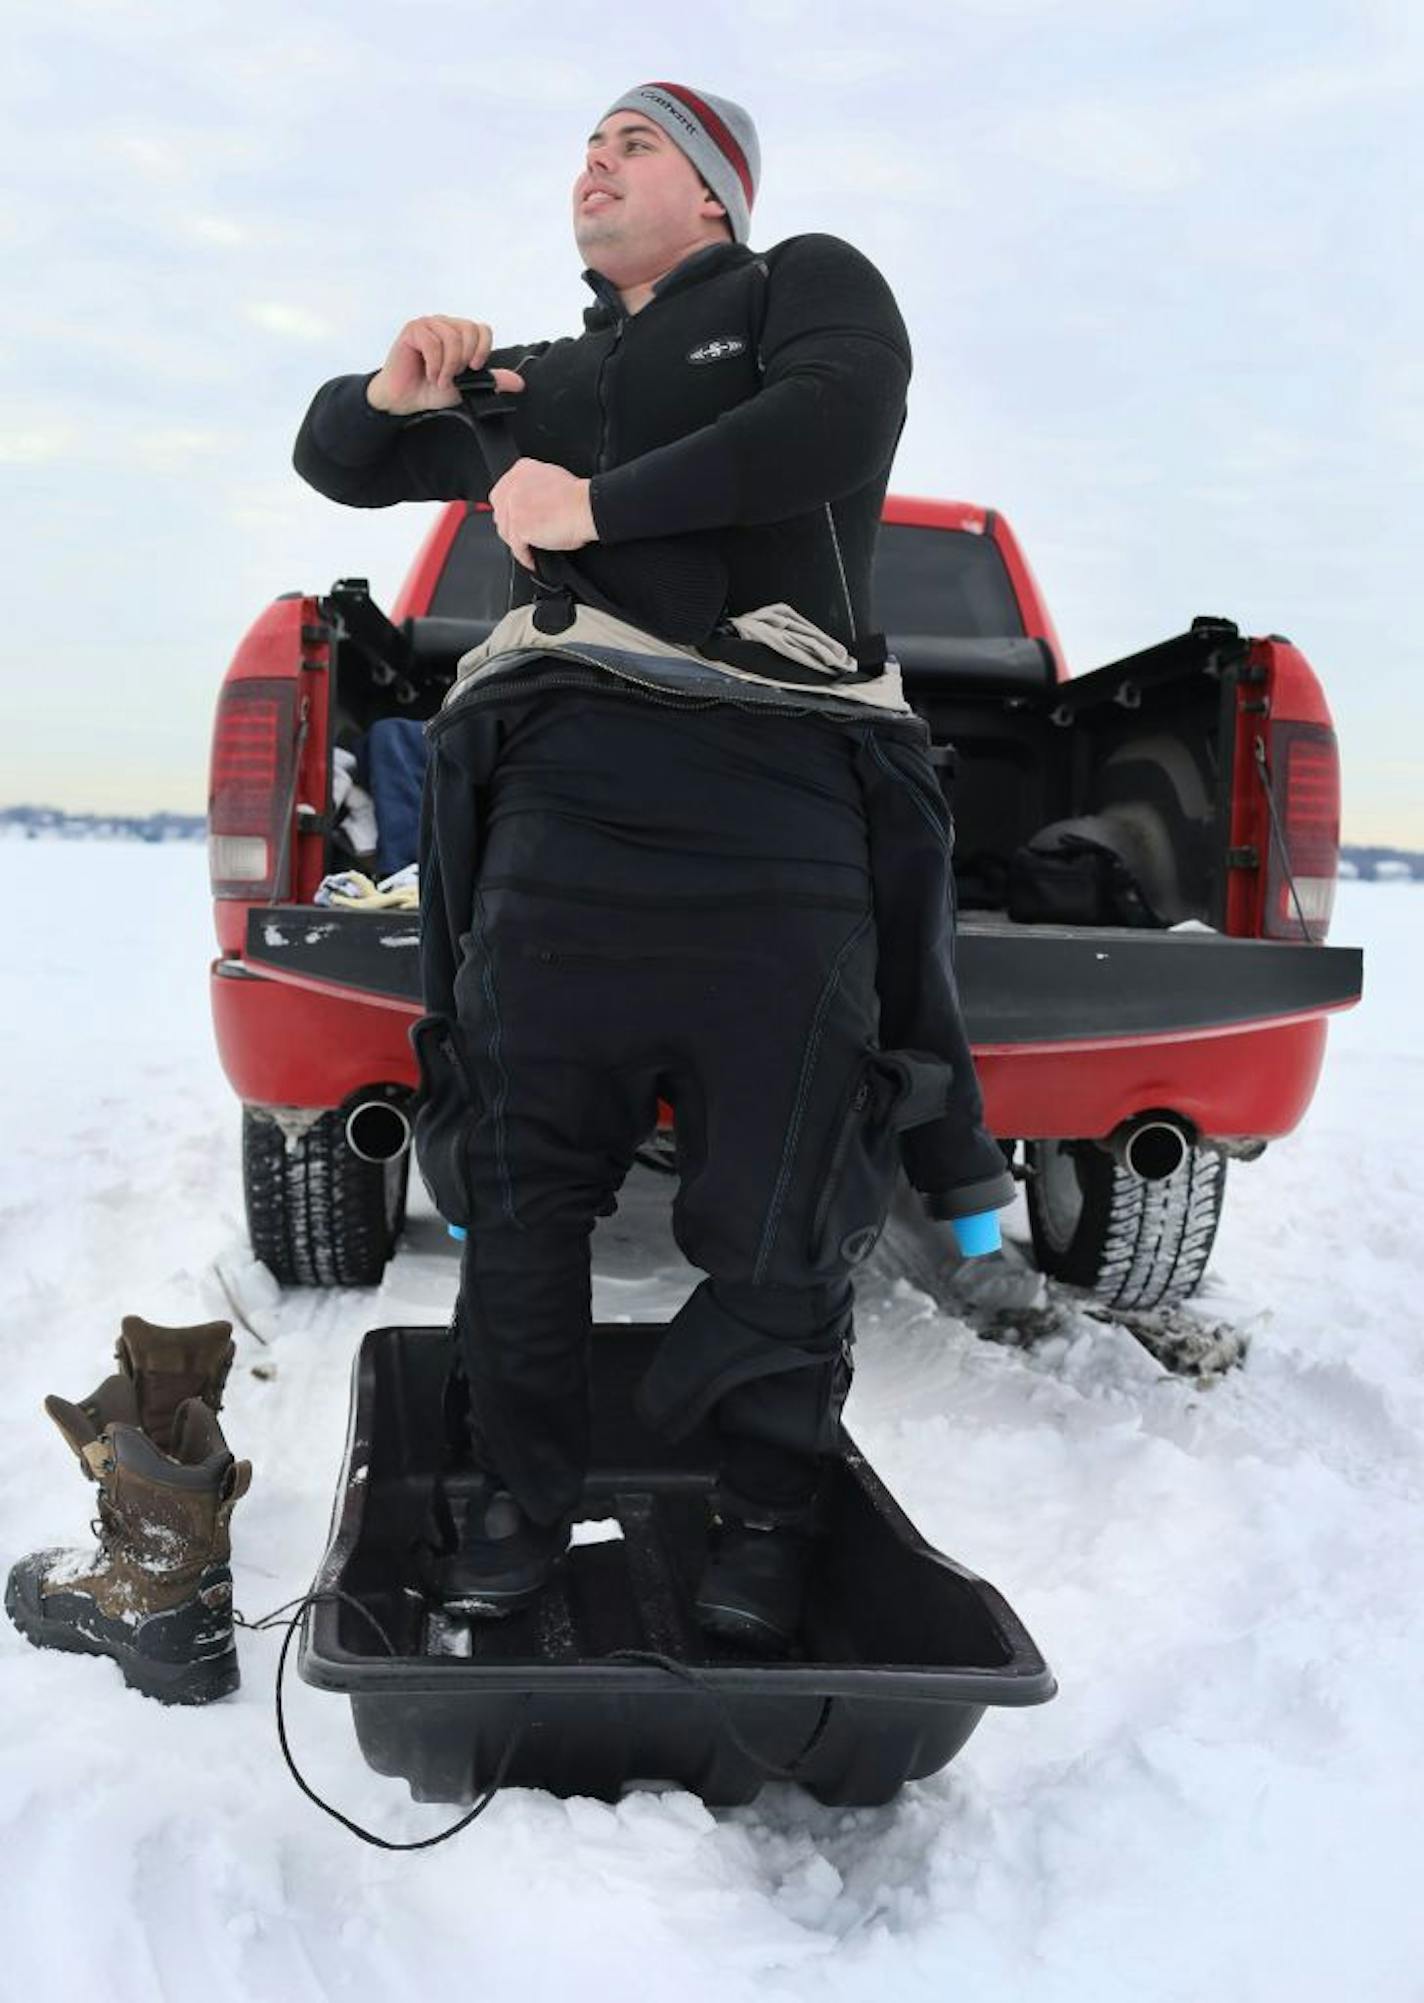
1,804,205,843
1337,847,1424,881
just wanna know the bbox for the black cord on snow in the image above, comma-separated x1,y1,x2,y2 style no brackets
236,1598,837,1846
236,1592,529,1851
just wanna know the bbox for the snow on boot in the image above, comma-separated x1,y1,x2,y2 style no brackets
5,1387,251,1705
693,1510,816,1657
79,1314,235,1456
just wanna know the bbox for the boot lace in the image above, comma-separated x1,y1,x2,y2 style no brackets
89,1494,128,1559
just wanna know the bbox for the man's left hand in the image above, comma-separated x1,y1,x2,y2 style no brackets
489,457,597,573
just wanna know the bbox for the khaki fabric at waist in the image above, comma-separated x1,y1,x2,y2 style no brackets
445,601,913,718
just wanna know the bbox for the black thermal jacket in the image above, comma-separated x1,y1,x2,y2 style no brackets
293,233,911,648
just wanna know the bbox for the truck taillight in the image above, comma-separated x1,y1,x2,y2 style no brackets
1262,720,1340,941
208,678,298,900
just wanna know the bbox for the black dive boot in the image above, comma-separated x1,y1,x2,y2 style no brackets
429,1471,572,1617
693,1504,818,1657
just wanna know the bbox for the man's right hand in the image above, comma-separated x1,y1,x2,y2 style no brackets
366,317,496,414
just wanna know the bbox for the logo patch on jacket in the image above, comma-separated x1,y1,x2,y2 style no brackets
687,336,747,365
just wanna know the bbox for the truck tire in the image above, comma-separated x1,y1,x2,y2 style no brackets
1023,1139,1227,1310
242,1106,409,1288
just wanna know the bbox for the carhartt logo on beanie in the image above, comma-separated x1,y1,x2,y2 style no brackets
600,82,760,244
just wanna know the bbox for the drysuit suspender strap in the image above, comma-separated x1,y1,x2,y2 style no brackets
451,370,573,604
452,369,523,479
451,370,622,635
451,367,730,647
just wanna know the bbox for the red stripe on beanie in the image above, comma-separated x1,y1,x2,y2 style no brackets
648,81,755,206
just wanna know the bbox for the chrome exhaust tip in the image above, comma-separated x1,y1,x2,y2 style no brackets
345,1099,413,1165
1107,1116,1190,1182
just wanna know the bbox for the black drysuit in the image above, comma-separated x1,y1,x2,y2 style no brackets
293,233,1014,1525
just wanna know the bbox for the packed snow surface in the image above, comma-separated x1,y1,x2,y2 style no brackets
1,843,1418,2003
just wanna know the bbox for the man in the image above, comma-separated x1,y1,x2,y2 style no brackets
294,82,1013,1654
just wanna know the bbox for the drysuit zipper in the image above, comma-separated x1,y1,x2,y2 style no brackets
809,1074,872,1258
527,945,710,967
427,649,821,739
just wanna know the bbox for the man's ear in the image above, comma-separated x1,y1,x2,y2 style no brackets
700,183,732,237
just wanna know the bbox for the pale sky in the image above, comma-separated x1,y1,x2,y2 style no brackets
4,0,1420,842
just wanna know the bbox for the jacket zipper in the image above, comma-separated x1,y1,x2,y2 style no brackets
824,502,855,634
594,317,625,473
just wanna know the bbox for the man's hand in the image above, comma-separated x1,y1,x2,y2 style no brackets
367,316,505,416
489,455,598,572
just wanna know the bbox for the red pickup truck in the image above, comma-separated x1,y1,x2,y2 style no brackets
208,496,1363,1309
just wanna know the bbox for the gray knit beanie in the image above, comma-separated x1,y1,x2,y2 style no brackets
599,82,760,244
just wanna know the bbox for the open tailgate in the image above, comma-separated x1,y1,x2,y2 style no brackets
243,909,1362,1049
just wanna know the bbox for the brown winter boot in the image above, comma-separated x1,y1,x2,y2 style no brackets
5,1380,251,1705
79,1314,235,1454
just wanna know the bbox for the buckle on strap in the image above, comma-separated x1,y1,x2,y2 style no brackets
531,587,578,636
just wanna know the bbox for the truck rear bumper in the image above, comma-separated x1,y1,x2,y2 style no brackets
223,910,1362,1136
211,956,418,1108
975,1016,1330,1140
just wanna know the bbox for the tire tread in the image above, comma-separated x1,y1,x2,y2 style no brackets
242,1107,407,1288
1026,1140,1227,1309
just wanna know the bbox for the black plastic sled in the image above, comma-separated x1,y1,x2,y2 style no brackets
300,1324,1056,1807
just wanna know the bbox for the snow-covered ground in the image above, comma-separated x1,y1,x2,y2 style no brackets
1,843,1418,2003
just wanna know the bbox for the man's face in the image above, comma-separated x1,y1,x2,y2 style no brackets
573,112,728,271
